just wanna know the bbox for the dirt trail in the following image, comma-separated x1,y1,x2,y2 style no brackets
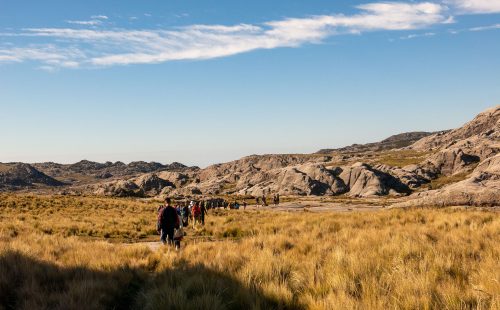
246,201,386,212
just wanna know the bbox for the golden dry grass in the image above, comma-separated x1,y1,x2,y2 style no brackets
428,172,473,190
375,150,434,168
0,193,499,309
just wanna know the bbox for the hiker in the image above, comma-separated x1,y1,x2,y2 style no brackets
157,197,180,248
176,204,182,216
262,194,267,206
192,202,202,228
243,201,247,210
276,193,280,205
182,203,190,227
200,201,207,225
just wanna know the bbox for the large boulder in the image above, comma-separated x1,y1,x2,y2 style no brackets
374,164,429,189
157,171,192,188
339,162,410,197
93,180,144,197
421,149,480,176
134,173,175,196
237,163,347,196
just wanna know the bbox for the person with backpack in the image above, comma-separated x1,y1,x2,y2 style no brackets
200,201,207,225
192,202,202,228
157,197,180,248
182,202,190,227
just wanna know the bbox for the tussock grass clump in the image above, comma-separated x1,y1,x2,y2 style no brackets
0,194,499,309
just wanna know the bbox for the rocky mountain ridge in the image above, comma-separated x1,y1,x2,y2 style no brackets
0,163,64,189
1,105,498,207
316,131,437,154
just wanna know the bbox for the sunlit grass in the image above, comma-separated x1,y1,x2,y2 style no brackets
375,150,434,168
0,194,498,309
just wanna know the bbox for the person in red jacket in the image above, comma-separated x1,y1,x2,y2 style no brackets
192,202,202,228
158,197,180,247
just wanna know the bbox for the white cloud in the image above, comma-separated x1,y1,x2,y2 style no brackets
0,1,451,68
400,32,436,39
91,15,109,20
446,0,500,14
67,20,102,26
469,23,500,31
0,45,86,68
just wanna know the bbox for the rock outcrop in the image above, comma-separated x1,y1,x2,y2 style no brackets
91,173,176,197
93,180,144,197
239,164,347,197
392,154,500,208
339,163,410,197
418,149,480,177
374,164,429,189
134,173,175,196
0,163,64,189
409,105,499,160
388,105,500,208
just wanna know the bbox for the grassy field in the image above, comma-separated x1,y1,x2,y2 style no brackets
0,194,499,309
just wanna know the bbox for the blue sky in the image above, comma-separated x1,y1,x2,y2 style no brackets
1,0,499,167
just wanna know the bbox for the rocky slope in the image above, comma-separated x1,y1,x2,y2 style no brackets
135,105,497,202
2,105,498,207
0,159,196,191
0,163,64,189
32,160,195,185
392,154,500,208
390,105,500,207
316,131,435,154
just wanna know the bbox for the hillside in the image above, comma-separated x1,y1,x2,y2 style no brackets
87,105,499,206
1,105,498,207
0,160,196,191
316,131,436,154
0,163,64,189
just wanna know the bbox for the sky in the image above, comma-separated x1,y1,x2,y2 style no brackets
1,0,499,167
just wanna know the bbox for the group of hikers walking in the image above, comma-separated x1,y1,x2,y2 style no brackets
156,198,228,249
255,193,280,207
156,194,281,249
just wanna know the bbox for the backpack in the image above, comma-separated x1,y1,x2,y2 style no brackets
156,206,164,232
159,206,180,229
193,206,201,217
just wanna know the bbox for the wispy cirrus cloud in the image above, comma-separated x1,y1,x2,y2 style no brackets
0,2,454,69
91,15,109,20
469,23,500,31
0,45,85,69
445,0,500,14
66,15,109,26
66,20,102,26
400,32,436,39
